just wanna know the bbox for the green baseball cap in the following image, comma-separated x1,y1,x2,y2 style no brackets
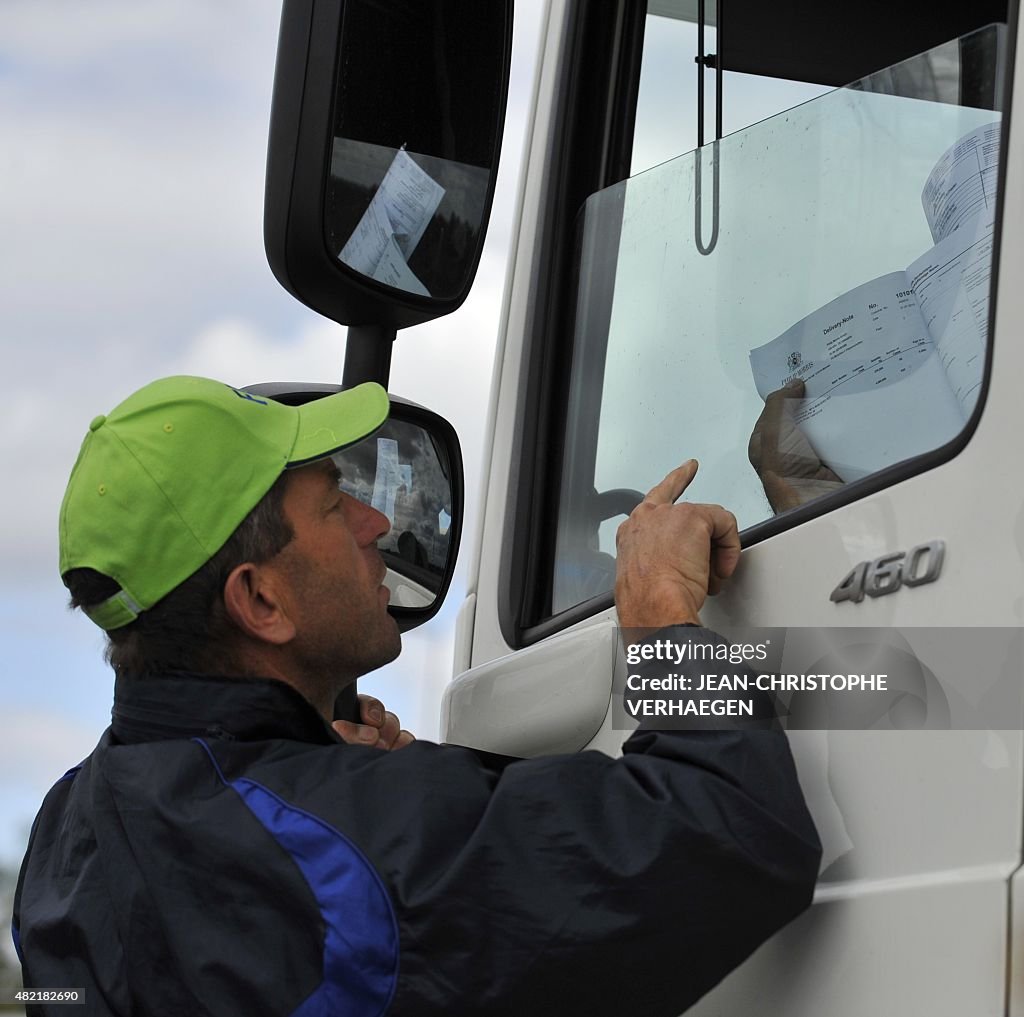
59,375,390,631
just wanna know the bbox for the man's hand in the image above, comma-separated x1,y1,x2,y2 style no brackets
748,379,844,513
332,694,415,750
615,460,741,628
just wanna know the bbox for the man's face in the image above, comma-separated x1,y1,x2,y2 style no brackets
272,458,401,686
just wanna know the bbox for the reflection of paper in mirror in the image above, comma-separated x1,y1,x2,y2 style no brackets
370,438,412,525
379,148,445,258
338,194,393,275
338,148,445,294
437,508,451,536
371,233,429,296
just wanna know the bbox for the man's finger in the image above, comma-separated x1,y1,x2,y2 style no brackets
392,730,416,750
644,460,698,506
332,719,384,746
333,711,413,751
357,694,385,727
705,504,741,595
376,711,402,750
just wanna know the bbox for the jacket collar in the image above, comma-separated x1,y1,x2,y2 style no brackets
111,671,340,746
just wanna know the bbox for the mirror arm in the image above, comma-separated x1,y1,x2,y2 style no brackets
336,321,396,725
343,323,397,388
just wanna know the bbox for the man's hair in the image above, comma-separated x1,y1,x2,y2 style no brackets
63,474,294,678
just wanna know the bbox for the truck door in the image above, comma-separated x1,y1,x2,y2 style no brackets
446,1,1024,1012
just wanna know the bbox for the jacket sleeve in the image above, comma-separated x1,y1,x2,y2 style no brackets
315,630,822,1017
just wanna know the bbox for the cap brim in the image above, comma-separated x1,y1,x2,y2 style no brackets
287,382,390,467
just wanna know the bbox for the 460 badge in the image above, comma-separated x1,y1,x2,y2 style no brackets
830,540,945,604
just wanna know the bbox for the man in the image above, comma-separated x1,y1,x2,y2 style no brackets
14,375,820,1016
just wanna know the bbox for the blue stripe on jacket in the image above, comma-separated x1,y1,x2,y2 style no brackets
195,738,399,1017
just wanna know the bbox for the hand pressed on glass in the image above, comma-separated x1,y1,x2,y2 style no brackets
748,380,844,514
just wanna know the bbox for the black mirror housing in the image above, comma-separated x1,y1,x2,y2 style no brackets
245,382,464,634
265,0,513,330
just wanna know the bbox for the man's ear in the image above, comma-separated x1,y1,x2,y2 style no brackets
222,562,297,646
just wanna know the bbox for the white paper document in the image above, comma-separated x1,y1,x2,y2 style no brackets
749,122,997,482
338,148,445,295
922,122,1000,243
373,233,430,297
907,214,993,414
371,438,413,526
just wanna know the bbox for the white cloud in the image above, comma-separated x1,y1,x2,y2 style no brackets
178,316,345,384
0,1,280,98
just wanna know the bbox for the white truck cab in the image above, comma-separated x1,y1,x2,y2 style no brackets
442,2,1024,1013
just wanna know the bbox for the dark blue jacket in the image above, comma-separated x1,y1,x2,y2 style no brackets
14,656,820,1016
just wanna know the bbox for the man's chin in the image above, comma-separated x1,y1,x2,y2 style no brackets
362,615,402,674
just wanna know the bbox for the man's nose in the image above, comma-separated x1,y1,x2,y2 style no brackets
352,497,391,543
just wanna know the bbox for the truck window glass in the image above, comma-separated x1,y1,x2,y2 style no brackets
632,9,831,175
553,26,1005,615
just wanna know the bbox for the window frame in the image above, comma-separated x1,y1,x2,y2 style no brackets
499,0,1020,650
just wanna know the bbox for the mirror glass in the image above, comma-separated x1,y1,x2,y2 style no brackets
324,0,510,299
332,418,455,609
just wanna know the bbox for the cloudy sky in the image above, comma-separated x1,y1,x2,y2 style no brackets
0,0,545,866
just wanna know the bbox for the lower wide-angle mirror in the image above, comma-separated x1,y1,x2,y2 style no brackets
244,382,463,633
333,414,455,611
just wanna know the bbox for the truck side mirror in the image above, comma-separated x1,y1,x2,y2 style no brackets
245,383,464,633
265,0,514,330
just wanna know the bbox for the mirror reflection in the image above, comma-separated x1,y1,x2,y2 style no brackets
333,418,454,609
330,141,489,297
324,0,509,299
